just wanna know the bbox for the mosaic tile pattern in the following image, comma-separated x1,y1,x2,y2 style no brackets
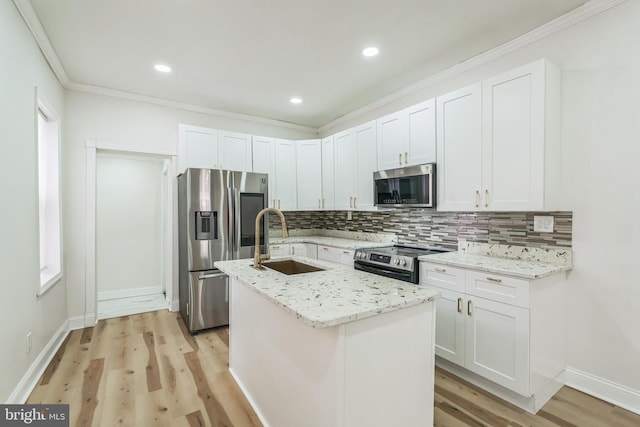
270,210,572,250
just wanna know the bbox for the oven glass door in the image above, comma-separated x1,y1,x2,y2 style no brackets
354,261,417,283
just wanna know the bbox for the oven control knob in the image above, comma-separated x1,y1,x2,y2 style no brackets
393,258,400,265
399,259,407,267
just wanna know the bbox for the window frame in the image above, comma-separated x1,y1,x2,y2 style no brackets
36,95,63,297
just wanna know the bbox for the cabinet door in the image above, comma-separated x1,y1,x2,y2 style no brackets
317,245,339,263
337,248,355,266
482,61,545,211
405,99,436,166
376,111,404,170
464,296,530,395
296,139,323,210
291,243,318,259
269,244,290,257
219,131,252,172
353,121,377,209
178,124,219,172
321,136,335,210
252,136,276,207
436,84,482,211
334,130,356,210
274,139,297,210
433,288,465,365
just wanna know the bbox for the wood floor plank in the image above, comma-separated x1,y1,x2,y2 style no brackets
99,368,136,427
26,309,640,427
76,358,105,427
184,351,234,427
143,331,162,392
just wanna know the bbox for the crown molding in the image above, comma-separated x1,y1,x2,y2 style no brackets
65,82,318,134
317,0,629,134
13,0,70,85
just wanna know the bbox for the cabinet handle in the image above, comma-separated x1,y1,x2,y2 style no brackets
322,247,329,251
457,297,462,313
434,267,447,273
272,245,280,249
484,189,489,208
404,152,408,164
353,197,357,208
318,199,321,209
474,190,479,208
486,276,503,283
342,250,350,254
291,246,295,255
398,153,402,165
277,199,281,209
322,198,325,209
467,300,472,316
349,197,353,208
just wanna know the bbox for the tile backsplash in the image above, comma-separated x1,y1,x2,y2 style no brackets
269,210,572,250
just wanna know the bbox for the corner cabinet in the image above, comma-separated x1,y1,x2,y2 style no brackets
377,99,436,170
436,59,561,211
419,262,566,413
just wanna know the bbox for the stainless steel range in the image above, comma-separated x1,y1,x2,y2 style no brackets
354,245,450,283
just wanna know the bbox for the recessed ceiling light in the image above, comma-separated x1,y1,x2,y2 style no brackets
290,97,302,104
362,47,379,57
154,64,172,73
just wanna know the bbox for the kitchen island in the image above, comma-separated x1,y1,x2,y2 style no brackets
215,257,440,427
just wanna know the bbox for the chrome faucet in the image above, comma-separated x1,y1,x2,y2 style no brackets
253,207,288,269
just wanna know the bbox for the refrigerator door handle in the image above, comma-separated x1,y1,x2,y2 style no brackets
227,187,235,254
198,272,227,280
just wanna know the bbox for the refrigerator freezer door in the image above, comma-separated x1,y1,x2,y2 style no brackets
187,270,229,332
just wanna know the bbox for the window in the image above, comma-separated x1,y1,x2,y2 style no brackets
37,99,62,294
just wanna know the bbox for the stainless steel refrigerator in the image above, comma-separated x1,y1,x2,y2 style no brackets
178,168,268,333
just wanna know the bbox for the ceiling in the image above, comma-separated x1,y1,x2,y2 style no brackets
27,0,589,129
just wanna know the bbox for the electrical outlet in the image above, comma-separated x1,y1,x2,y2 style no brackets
347,211,352,220
533,216,554,233
26,332,32,354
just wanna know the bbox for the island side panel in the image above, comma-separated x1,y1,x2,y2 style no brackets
343,301,436,427
229,278,345,427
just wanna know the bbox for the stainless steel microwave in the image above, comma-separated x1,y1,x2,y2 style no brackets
373,163,436,208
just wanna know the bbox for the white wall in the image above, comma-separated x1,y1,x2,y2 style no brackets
96,153,165,299
320,0,640,404
63,91,317,323
0,2,68,402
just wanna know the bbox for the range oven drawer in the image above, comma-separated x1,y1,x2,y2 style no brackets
354,261,418,283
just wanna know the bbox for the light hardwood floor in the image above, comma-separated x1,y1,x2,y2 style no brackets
28,310,640,427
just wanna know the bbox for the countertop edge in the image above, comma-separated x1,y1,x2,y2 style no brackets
418,255,572,280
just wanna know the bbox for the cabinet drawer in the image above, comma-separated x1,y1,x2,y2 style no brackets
317,245,355,267
465,271,529,308
419,262,465,293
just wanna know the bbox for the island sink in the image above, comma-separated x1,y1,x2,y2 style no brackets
262,259,325,275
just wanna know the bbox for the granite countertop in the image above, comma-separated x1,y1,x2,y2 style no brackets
418,242,573,280
268,235,391,250
215,257,440,328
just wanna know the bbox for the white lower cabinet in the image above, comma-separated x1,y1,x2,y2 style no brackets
268,244,290,257
290,243,318,259
317,245,355,266
420,261,566,412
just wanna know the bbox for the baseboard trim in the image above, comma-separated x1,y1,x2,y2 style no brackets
170,299,179,312
7,320,70,404
68,313,96,330
98,286,162,301
566,367,640,415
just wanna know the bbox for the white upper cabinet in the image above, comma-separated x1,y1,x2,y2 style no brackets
273,139,297,210
377,99,436,170
482,59,560,211
353,121,377,210
436,84,483,211
437,59,561,211
178,124,219,173
296,139,323,210
218,130,252,172
333,121,377,210
334,129,356,210
321,136,335,210
252,136,276,207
